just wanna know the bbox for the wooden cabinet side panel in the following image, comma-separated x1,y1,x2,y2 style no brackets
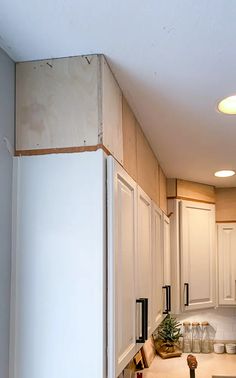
122,102,161,207
216,188,236,222
177,179,215,203
136,124,157,204
122,96,137,181
16,56,100,151
167,178,177,198
101,57,123,164
155,162,160,207
159,168,167,214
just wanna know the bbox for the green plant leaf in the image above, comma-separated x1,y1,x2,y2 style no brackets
156,314,182,345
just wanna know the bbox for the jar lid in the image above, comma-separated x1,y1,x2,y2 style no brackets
192,322,200,326
201,321,209,326
183,321,191,326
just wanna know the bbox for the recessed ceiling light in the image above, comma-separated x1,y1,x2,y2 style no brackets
218,95,236,114
214,170,235,177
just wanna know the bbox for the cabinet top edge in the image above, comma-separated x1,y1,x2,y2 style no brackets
16,53,104,65
167,196,215,205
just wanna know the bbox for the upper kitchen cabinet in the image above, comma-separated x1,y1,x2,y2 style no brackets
163,214,171,313
167,200,181,314
180,200,216,312
168,199,216,313
163,214,171,287
107,156,137,377
137,186,152,336
218,224,236,306
16,54,123,163
151,204,164,332
107,156,167,376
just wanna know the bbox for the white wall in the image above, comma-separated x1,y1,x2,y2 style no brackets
0,47,15,378
177,308,236,341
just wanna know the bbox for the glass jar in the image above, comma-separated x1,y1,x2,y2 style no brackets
192,322,201,353
201,321,211,353
183,321,192,353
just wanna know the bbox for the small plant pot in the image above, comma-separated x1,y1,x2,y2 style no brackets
153,314,182,359
157,343,182,359
160,344,176,353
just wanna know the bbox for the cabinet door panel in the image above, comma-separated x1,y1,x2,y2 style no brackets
218,224,236,306
180,201,216,311
107,157,137,377
167,199,181,314
163,214,171,286
137,187,152,336
151,205,164,332
163,214,171,314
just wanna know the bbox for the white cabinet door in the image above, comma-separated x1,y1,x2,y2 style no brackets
167,199,181,314
163,214,171,286
218,224,236,306
180,201,216,311
151,204,164,332
107,157,137,377
163,214,171,313
137,187,152,337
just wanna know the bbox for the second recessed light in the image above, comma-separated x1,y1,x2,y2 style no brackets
214,170,235,177
218,95,236,114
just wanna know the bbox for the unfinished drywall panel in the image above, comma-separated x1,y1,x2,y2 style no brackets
100,56,123,164
122,96,137,180
16,55,100,151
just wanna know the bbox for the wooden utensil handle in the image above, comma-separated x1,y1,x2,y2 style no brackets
187,354,198,369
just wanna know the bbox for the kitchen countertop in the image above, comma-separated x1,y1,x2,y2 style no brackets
142,353,236,378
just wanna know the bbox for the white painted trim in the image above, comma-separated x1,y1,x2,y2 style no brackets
9,158,20,378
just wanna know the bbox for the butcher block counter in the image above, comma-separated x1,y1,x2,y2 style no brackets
141,353,236,378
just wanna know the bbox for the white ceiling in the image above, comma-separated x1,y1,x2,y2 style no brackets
1,0,236,187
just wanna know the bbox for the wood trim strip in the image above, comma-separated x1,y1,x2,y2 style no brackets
15,144,111,157
216,220,236,223
176,196,215,204
167,195,215,204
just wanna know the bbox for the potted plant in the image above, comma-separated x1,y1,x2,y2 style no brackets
154,314,182,358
